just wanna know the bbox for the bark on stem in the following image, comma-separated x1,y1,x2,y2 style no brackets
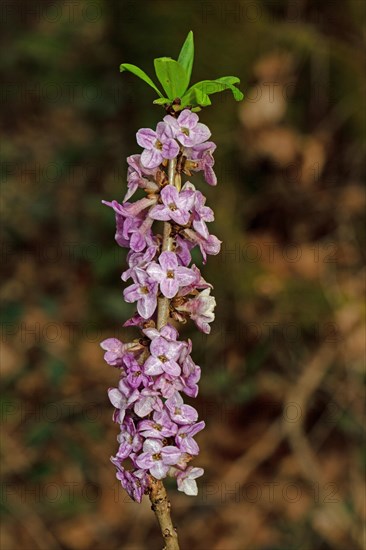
148,157,180,550
148,477,180,550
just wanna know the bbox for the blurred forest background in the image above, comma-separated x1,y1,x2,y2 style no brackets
1,1,365,549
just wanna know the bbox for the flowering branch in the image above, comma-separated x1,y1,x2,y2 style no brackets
100,31,243,549
147,158,181,549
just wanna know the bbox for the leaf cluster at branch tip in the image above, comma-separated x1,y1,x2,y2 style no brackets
120,31,244,112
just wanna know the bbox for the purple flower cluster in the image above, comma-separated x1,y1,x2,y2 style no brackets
101,109,220,502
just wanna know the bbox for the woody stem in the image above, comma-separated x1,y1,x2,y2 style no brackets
148,157,180,550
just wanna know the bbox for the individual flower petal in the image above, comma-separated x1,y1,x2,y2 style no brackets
160,325,179,341
108,388,124,409
178,109,199,129
123,283,141,303
175,235,193,266
156,121,175,141
150,461,169,480
136,128,156,148
162,139,180,159
148,204,171,221
141,148,163,169
159,251,178,271
161,445,182,465
135,452,155,470
144,355,164,376
161,277,179,299
178,189,195,211
142,438,162,454
134,396,154,417
163,359,181,377
137,291,157,319
146,262,165,282
176,266,197,287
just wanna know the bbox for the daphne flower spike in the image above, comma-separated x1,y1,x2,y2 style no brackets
102,31,243,550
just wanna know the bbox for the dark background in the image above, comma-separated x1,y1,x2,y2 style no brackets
1,1,365,549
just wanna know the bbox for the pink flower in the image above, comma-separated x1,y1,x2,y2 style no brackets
176,466,204,496
116,417,143,460
187,141,217,186
164,109,211,147
138,409,178,439
108,379,140,424
137,122,179,169
103,199,156,252
122,354,151,389
177,288,216,334
191,189,215,238
175,235,193,266
133,388,163,418
149,184,195,225
183,228,222,263
123,267,158,319
152,372,186,399
135,439,182,479
147,251,196,299
144,334,183,377
165,392,198,425
125,154,158,202
175,421,205,455
100,338,129,366
122,246,157,282
180,348,201,398
143,323,180,342
110,460,148,503
176,264,211,297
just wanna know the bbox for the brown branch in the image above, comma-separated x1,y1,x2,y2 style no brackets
148,157,180,550
148,477,180,550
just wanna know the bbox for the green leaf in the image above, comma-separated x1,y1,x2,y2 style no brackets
215,77,244,99
192,88,212,107
215,76,241,85
186,77,244,102
154,57,189,99
177,31,194,86
153,97,170,105
181,87,211,108
120,63,163,97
